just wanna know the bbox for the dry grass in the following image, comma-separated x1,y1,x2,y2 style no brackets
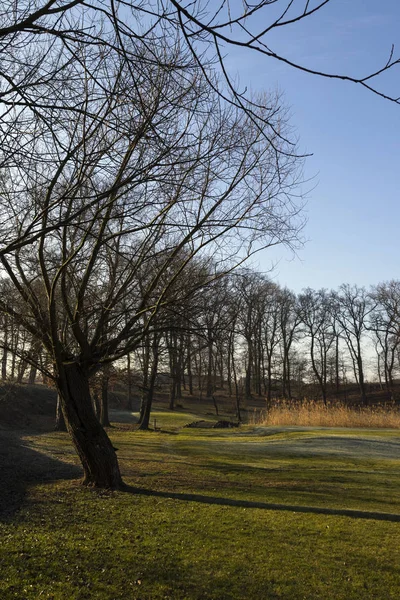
254,400,400,429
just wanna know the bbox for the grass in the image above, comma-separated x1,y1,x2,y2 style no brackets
254,399,400,428
145,409,216,429
2,409,400,598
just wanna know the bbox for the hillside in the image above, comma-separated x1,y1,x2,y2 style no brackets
0,384,57,431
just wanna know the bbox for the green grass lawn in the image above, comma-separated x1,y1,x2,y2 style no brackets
2,410,400,599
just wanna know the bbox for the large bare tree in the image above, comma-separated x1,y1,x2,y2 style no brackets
0,27,304,486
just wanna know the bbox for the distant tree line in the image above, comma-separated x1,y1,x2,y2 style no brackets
126,275,400,418
2,268,400,424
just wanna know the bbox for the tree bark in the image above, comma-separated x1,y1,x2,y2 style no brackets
57,362,123,489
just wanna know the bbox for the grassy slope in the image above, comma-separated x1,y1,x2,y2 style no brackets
2,411,400,599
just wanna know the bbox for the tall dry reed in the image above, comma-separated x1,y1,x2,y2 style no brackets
254,400,400,429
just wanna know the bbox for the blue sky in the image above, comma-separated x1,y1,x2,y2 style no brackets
220,0,400,293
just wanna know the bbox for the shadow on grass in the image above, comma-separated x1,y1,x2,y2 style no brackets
124,484,400,523
0,430,81,521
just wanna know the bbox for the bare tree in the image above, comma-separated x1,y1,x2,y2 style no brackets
335,285,375,405
279,288,301,399
235,272,264,402
261,283,283,405
369,281,400,400
297,288,336,405
235,272,281,402
138,330,163,430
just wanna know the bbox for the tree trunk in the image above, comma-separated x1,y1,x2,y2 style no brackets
138,339,159,431
195,353,203,393
28,364,37,385
169,379,176,410
1,346,7,380
377,352,383,390
176,336,184,400
206,334,213,398
235,392,241,423
266,354,273,407
92,389,101,418
256,338,262,396
99,371,112,427
17,360,28,383
57,362,123,489
176,362,182,400
227,333,233,397
55,393,67,431
127,352,133,410
282,349,287,398
335,335,340,393
28,341,41,384
245,356,252,402
286,352,292,400
212,394,219,416
358,360,367,405
168,332,177,410
1,316,8,380
232,352,241,419
219,350,225,390
138,393,152,431
310,338,326,406
187,337,193,396
10,352,16,381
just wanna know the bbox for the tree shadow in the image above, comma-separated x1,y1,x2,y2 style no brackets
0,430,81,521
123,484,400,523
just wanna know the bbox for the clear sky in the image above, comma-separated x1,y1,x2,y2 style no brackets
220,0,400,293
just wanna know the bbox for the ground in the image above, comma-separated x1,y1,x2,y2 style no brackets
2,386,400,598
